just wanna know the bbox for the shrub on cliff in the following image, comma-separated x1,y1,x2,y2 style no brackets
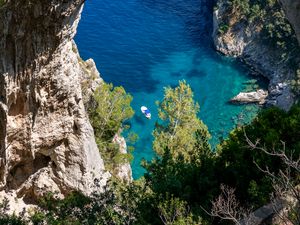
291,68,300,95
0,198,25,225
28,179,151,225
0,0,6,7
89,82,134,172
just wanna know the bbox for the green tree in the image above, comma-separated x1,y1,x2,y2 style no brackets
158,195,201,225
0,0,6,7
89,82,134,171
144,81,215,224
30,179,151,225
216,106,300,208
90,82,134,142
153,80,210,163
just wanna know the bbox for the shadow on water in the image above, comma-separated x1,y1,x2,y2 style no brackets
142,136,152,144
108,67,161,94
140,0,215,47
199,95,207,108
171,72,183,77
186,69,207,78
134,115,147,126
131,78,161,94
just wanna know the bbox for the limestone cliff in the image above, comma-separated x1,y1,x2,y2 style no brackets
213,0,300,110
112,134,133,183
0,0,110,203
75,44,133,183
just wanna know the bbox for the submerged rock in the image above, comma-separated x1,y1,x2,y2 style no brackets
230,89,268,105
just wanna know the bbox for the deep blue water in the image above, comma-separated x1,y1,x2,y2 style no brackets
75,0,261,178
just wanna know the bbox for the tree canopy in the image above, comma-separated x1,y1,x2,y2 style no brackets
153,80,210,163
89,82,134,172
1,82,299,225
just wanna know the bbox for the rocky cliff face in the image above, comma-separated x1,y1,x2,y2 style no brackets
213,1,300,110
0,0,110,203
280,0,300,45
112,134,133,183
76,44,133,183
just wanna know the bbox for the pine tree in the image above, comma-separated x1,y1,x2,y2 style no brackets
153,80,210,163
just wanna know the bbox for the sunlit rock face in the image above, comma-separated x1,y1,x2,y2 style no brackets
0,0,109,203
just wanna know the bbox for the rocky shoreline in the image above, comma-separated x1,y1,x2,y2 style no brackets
212,0,299,110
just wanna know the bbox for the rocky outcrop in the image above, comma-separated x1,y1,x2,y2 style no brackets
241,186,300,225
73,41,103,109
0,0,110,203
213,1,299,110
76,45,133,182
240,199,285,225
230,89,268,105
280,0,300,45
112,134,133,182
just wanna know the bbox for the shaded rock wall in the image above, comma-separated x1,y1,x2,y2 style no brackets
213,1,299,110
0,0,109,202
280,0,300,45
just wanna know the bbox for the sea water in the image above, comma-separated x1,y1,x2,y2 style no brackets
75,0,263,178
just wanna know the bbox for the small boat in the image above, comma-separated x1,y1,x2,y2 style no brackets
141,106,151,119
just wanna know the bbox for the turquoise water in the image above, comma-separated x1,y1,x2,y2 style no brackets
75,0,262,178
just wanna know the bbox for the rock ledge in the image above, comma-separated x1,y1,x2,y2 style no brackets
230,89,268,105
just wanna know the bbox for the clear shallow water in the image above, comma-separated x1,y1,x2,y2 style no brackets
75,0,262,178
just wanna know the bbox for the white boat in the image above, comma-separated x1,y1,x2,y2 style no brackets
141,106,151,119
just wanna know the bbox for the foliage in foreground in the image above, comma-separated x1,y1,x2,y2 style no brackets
144,82,300,223
1,82,299,225
216,105,300,207
0,0,5,7
28,179,149,225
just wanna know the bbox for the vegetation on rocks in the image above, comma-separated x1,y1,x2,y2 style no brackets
291,68,300,96
0,0,5,7
224,0,299,56
216,0,300,95
89,82,134,173
1,81,299,225
0,198,25,225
